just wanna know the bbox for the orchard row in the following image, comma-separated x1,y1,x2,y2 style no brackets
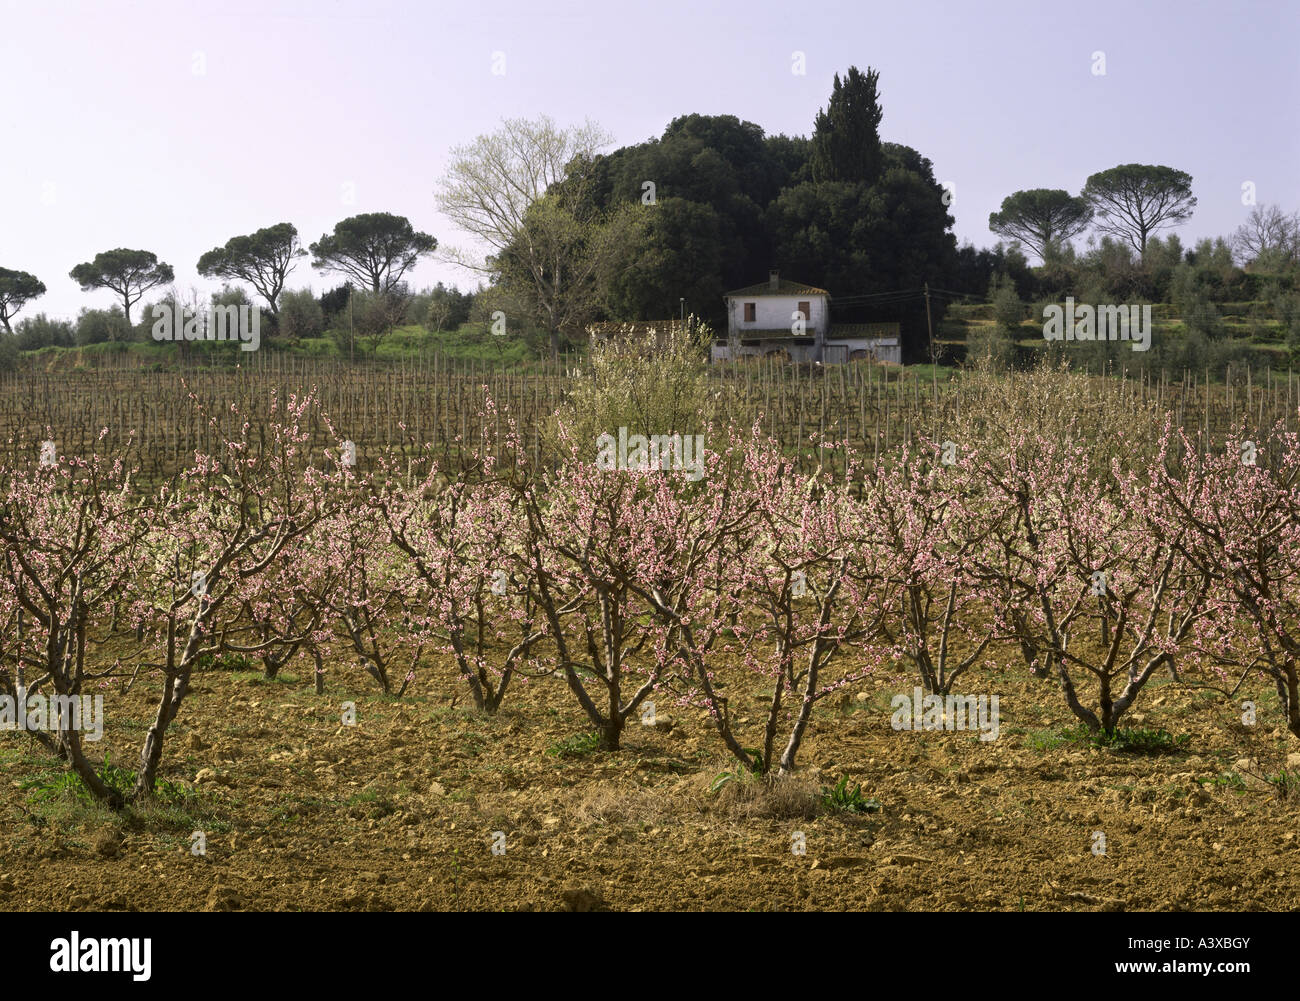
2,389,1298,809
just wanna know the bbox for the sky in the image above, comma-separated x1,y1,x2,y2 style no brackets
1,0,1297,321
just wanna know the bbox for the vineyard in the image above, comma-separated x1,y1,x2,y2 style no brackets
1,354,1299,911
5,352,1300,480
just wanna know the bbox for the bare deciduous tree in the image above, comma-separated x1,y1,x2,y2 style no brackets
436,116,634,357
1231,203,1300,269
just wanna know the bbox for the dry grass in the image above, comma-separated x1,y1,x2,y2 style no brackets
708,772,824,821
566,783,680,827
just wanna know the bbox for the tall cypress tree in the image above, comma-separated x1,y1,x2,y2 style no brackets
809,66,884,185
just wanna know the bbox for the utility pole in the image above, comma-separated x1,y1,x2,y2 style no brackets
923,282,935,365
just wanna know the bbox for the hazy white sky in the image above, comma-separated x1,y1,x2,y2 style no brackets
1,0,1297,320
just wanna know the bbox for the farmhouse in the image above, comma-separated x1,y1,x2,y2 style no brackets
713,270,901,364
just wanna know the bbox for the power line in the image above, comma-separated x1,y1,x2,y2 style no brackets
830,287,926,303
924,286,985,301
832,294,924,306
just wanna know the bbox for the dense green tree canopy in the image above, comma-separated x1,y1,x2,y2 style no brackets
0,268,46,334
278,288,326,343
549,114,811,328
309,213,436,293
809,66,884,185
68,249,173,326
197,222,305,317
988,189,1093,261
424,282,475,331
1082,164,1197,257
766,142,958,359
952,243,1034,299
74,306,131,346
529,71,958,357
601,197,738,323
490,194,642,350
13,313,73,351
579,114,801,212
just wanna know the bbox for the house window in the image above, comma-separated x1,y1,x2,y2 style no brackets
797,301,810,321
744,302,756,322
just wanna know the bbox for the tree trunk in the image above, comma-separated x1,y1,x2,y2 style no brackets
1057,661,1102,733
1283,661,1300,740
132,623,198,800
133,672,182,801
1098,674,1115,733
598,717,621,752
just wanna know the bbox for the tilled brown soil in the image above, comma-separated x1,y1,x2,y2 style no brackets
2,656,1298,911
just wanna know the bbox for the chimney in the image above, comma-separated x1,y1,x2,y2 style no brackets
768,269,779,291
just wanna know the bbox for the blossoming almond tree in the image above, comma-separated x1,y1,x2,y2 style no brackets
369,404,549,713
515,417,721,751
638,431,890,776
616,426,764,765
872,443,1012,696
132,391,341,801
979,431,1214,733
312,502,425,697
1150,422,1300,738
375,471,545,713
0,440,152,806
227,525,339,681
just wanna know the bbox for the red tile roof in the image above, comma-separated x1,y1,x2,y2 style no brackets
724,279,829,297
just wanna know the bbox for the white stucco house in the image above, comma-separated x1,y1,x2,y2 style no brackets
712,271,901,365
